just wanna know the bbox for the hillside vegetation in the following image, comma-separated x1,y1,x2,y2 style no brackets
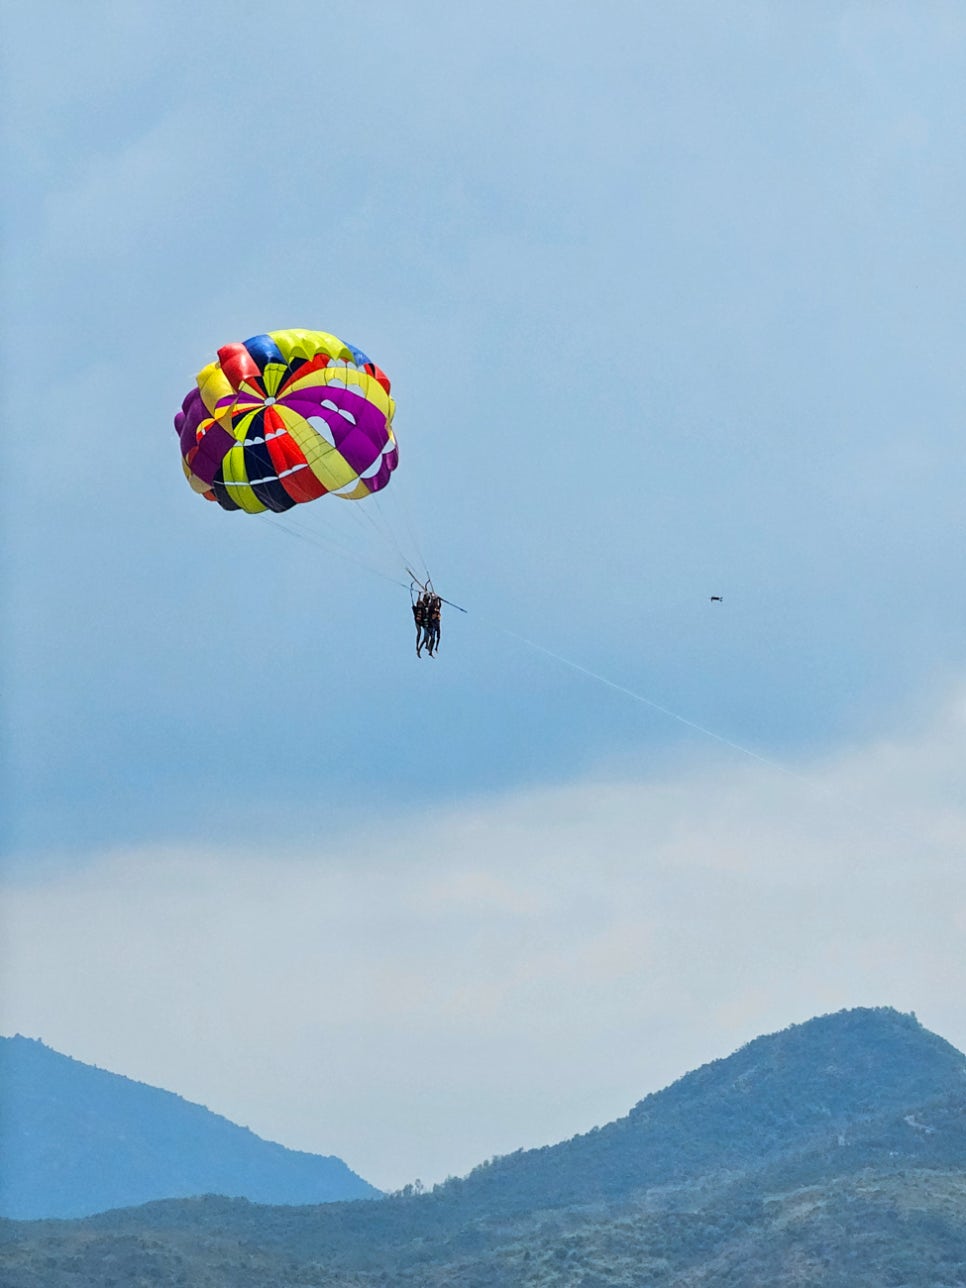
1,1008,964,1286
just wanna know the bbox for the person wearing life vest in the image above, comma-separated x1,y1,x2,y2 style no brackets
424,594,442,657
412,592,429,657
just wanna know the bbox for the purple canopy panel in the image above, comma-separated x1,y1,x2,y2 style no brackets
175,387,238,485
175,388,206,456
362,451,396,494
190,421,237,485
336,425,385,475
282,385,388,447
336,388,390,452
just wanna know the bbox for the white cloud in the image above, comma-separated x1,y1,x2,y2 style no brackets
3,683,965,1191
4,0,966,1195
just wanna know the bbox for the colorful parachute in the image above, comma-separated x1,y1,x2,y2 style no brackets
174,329,398,513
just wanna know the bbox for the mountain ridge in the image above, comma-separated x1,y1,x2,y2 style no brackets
2,1008,965,1286
0,1033,381,1219
419,1005,966,1213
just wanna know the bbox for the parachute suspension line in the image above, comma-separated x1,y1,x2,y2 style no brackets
320,475,403,562
298,357,407,567
371,488,425,581
261,511,379,574
261,503,395,579
264,499,356,549
265,482,411,586
373,475,432,585
260,513,410,591
336,492,390,548
350,490,414,574
492,625,808,781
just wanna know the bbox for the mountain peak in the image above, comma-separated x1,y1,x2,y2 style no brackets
627,1005,966,1126
0,1034,381,1219
439,1006,966,1215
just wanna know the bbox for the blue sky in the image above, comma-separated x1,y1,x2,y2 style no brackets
2,1,966,1191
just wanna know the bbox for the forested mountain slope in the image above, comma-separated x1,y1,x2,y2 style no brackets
2,1008,964,1286
0,1035,380,1219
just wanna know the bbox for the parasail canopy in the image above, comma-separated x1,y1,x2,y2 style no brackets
174,328,398,514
